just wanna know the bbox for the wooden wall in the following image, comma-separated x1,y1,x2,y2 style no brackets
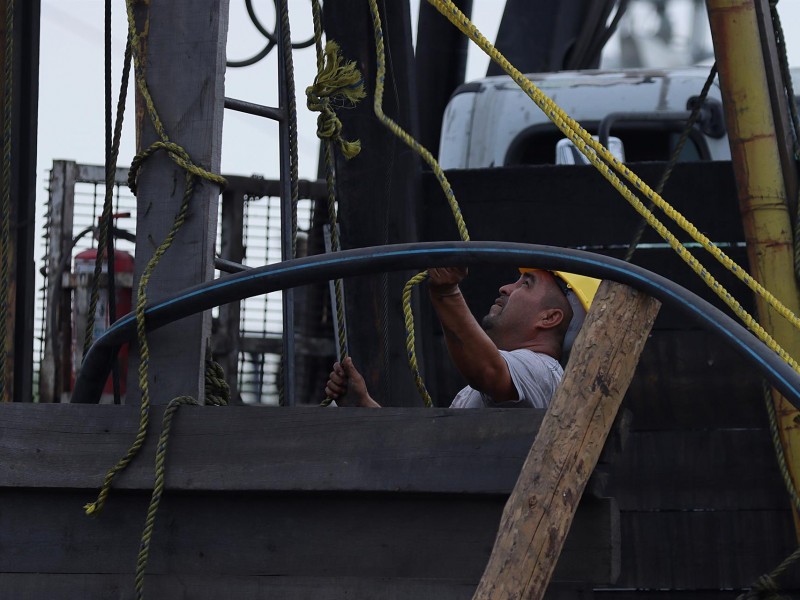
0,405,619,599
422,161,799,597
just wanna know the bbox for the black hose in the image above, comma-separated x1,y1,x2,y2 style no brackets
71,241,800,407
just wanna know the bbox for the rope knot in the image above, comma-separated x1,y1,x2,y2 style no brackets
204,357,230,406
306,41,366,159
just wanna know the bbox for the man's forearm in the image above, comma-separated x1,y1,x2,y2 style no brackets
429,287,509,391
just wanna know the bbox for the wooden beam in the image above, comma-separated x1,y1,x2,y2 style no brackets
38,161,77,403
125,0,229,405
474,281,661,600
216,189,245,403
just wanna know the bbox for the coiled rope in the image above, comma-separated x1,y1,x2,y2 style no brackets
425,0,800,375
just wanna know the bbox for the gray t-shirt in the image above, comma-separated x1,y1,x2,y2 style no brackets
449,349,563,409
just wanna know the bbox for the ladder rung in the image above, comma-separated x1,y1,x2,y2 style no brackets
224,97,284,122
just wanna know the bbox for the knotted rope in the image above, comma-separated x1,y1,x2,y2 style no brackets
307,0,366,406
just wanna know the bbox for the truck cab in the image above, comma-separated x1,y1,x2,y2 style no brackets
438,66,799,169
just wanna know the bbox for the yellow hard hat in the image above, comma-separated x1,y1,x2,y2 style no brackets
518,268,600,311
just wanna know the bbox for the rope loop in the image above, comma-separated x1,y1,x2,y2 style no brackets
306,40,366,159
128,140,227,196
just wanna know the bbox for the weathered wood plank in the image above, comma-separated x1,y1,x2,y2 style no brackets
0,574,601,600
624,330,765,430
0,404,550,493
0,490,618,585
616,509,798,589
125,0,229,404
474,282,660,600
609,429,791,510
0,574,476,600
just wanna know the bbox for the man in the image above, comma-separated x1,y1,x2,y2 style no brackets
325,266,574,408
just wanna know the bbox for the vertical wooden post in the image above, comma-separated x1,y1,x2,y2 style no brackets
474,282,660,600
125,0,229,405
39,161,77,403
707,0,800,537
217,188,245,403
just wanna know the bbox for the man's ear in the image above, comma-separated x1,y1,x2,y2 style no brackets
538,308,564,330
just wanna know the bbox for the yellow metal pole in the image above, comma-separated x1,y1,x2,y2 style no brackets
707,0,800,536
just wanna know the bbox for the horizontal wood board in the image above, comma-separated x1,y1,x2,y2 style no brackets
0,490,618,586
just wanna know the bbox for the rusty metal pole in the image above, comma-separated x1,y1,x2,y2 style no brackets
707,0,800,536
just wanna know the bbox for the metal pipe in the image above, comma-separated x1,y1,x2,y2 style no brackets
708,0,800,534
72,241,800,409
223,97,285,122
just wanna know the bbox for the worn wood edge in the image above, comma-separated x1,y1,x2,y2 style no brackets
474,281,661,600
1,404,550,493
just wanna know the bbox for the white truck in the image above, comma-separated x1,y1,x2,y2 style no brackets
437,66,793,169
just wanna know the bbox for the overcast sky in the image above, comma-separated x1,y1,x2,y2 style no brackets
36,1,800,217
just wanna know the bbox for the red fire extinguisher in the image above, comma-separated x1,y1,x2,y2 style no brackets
70,245,134,402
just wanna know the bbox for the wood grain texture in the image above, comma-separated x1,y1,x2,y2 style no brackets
125,0,230,404
0,404,549,492
0,490,617,594
474,282,661,600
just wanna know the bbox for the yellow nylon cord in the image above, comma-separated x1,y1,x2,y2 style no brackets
426,0,800,372
367,0,472,406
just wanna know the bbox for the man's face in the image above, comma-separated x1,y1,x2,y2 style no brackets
482,270,559,341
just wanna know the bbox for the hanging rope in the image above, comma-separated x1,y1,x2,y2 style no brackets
625,62,718,262
367,0,472,407
0,0,13,402
82,23,133,398
307,0,366,406
279,0,300,258
85,0,227,517
134,354,229,600
425,0,800,375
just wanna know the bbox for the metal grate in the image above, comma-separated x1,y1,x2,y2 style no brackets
37,161,318,405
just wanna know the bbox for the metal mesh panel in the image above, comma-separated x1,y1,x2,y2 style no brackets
37,162,317,405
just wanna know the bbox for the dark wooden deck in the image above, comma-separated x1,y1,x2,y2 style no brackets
0,405,619,599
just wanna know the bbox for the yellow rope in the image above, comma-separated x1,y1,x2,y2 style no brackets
426,0,800,373
306,39,366,159
367,0,471,407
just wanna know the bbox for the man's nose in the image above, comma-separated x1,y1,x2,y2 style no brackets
498,282,514,295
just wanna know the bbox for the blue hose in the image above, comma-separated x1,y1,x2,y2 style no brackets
72,241,800,407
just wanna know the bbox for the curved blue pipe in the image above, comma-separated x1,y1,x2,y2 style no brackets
72,241,800,407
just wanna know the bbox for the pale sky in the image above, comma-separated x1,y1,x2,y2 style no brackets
35,0,800,228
